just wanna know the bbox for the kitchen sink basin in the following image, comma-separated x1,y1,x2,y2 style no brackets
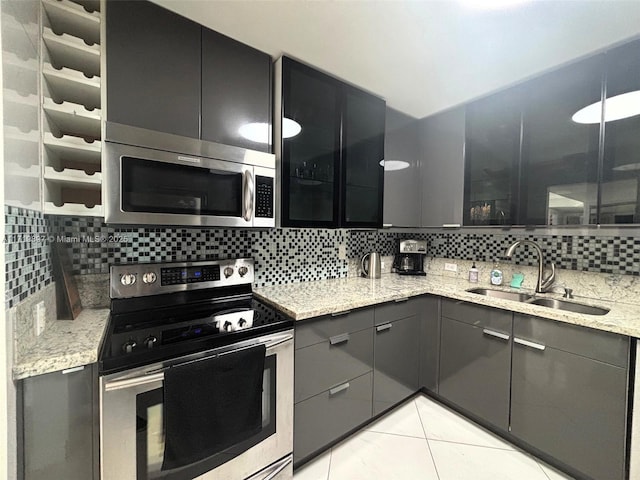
527,298,609,316
466,288,533,302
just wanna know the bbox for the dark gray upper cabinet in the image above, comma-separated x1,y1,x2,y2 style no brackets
601,39,640,224
520,56,603,226
464,88,521,226
383,108,421,227
279,57,385,228
420,107,465,227
201,28,272,152
106,0,272,151
106,0,201,138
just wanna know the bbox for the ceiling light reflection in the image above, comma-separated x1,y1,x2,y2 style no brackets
572,90,640,124
380,160,410,171
238,118,302,144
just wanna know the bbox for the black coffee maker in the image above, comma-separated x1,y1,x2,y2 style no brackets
393,239,427,276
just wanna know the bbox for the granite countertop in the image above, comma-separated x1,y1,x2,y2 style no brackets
13,308,110,380
254,274,640,338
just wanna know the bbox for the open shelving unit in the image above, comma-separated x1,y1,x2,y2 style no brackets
41,0,103,216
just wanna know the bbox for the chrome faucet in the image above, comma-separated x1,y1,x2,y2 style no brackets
504,240,556,294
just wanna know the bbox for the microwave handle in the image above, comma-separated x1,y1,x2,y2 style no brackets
243,170,254,222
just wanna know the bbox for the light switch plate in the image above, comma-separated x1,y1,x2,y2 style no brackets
444,263,458,272
34,301,46,337
338,244,347,260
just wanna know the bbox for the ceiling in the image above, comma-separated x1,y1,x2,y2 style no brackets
152,0,640,119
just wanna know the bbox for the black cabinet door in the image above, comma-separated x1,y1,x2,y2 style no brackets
342,86,385,227
281,58,341,227
601,39,640,224
464,88,521,226
106,0,201,138
520,56,604,225
201,28,272,152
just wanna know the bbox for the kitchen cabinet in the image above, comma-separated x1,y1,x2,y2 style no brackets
106,0,272,151
520,56,603,226
600,39,640,224
419,295,440,392
278,56,385,228
21,365,97,480
383,108,421,227
463,88,521,226
511,314,629,480
419,106,465,227
373,299,420,415
106,0,201,138
438,300,512,430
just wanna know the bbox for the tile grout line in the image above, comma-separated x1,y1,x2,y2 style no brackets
365,428,428,441
326,447,333,480
426,437,517,452
414,396,442,480
535,460,554,480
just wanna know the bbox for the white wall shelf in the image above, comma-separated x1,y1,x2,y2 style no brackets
43,132,101,164
44,166,102,188
44,202,103,216
6,163,41,179
43,28,100,76
42,0,100,45
42,63,100,108
43,97,100,139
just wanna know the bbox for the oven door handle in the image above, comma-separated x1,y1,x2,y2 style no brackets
104,332,293,392
243,170,254,222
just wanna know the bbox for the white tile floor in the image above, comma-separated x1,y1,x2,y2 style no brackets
294,394,575,480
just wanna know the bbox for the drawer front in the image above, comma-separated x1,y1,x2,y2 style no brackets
442,299,512,331
295,328,373,403
295,308,374,350
513,314,629,368
294,372,373,464
374,297,418,325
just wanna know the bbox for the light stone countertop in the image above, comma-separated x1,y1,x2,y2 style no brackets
254,274,640,338
13,308,110,380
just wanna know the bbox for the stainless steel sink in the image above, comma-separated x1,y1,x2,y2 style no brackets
467,288,533,302
527,298,609,316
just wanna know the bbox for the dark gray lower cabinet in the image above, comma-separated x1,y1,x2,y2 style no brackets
373,302,420,415
419,296,440,392
22,364,97,480
511,315,629,480
294,372,373,463
439,303,512,430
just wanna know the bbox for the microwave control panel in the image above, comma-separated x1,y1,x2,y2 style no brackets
255,176,274,218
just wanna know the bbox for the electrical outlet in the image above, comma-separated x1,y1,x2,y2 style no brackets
444,263,458,272
381,261,386,270
338,244,347,260
34,301,46,337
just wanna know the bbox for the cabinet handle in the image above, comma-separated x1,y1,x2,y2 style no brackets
514,337,546,351
442,224,461,228
376,323,393,333
62,365,85,375
329,382,350,396
383,223,393,228
331,310,351,317
329,333,350,345
482,329,510,341
394,297,409,303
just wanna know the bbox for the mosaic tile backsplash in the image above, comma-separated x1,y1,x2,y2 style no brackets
5,207,640,308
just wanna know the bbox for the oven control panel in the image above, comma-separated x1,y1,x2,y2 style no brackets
110,258,254,299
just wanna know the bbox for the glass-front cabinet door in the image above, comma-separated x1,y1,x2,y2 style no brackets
281,58,341,227
601,39,640,224
464,88,522,225
520,57,603,226
342,86,385,227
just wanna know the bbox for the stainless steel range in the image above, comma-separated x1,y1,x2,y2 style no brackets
99,258,293,480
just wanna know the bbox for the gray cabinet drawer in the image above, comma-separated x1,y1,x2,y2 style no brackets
294,372,373,463
442,298,512,331
295,308,374,350
513,314,629,368
295,328,373,403
374,297,418,325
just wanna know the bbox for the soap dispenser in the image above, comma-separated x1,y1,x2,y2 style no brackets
490,259,503,286
468,262,479,283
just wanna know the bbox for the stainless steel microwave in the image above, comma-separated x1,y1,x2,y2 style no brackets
104,123,276,228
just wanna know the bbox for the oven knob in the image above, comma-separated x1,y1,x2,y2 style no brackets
238,318,247,328
238,266,249,277
144,336,158,349
224,267,234,278
120,273,136,286
142,272,157,284
122,340,137,353
223,320,233,332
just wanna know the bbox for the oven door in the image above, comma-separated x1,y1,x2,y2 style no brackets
100,331,293,480
104,142,255,227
